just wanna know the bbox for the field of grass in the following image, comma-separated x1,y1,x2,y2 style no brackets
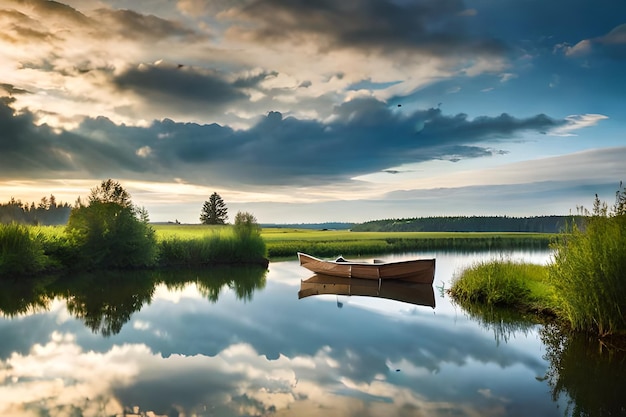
260,228,553,241
150,225,554,258
152,224,231,239
6,224,554,260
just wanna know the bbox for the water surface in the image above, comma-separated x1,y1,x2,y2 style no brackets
1,251,624,416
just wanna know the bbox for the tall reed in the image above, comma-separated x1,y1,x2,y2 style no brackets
157,227,266,267
0,223,49,276
549,214,626,336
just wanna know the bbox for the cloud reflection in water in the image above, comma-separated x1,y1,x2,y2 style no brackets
0,253,562,416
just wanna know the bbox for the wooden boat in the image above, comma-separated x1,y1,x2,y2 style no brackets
297,252,435,284
298,274,436,308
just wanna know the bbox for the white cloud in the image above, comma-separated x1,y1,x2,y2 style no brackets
565,39,593,56
551,114,609,137
136,146,152,157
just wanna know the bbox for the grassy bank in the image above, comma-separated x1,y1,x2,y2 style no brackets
450,256,626,338
157,225,267,267
0,223,553,277
0,222,267,278
449,260,558,315
450,188,626,337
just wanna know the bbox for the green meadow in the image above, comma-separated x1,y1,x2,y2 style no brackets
150,225,554,259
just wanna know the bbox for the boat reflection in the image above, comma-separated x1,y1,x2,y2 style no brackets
298,274,435,308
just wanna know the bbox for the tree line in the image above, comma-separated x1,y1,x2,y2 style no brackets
0,195,71,225
351,215,586,233
1,180,267,277
1,190,231,227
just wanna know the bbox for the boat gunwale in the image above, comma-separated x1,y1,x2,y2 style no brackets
297,252,434,267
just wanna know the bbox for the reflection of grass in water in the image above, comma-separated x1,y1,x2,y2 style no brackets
0,276,55,317
540,323,626,417
451,298,541,345
449,259,560,345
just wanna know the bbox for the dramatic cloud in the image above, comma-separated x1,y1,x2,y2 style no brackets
0,0,622,221
222,0,506,57
0,95,569,187
92,7,201,41
113,62,250,112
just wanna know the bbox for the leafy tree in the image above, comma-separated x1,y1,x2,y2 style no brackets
200,192,228,225
88,178,132,207
232,211,266,261
233,211,261,240
66,179,157,269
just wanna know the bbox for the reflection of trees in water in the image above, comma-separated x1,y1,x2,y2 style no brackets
58,270,156,337
1,266,267,336
160,266,267,303
540,324,626,417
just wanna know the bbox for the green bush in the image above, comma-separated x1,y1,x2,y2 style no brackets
65,180,158,269
234,211,261,240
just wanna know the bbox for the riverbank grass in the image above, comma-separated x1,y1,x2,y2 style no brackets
548,214,626,336
1,217,267,277
0,223,49,275
451,187,626,337
449,260,558,314
158,222,266,266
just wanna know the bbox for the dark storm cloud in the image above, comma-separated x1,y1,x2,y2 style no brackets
0,98,148,178
113,63,249,110
0,96,74,174
1,95,566,185
92,7,201,41
228,0,505,56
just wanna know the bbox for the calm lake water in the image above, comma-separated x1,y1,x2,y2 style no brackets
1,250,624,416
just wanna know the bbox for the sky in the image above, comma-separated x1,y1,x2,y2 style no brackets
0,0,625,224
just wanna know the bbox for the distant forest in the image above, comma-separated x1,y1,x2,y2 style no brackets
0,196,71,225
1,196,585,233
260,222,355,230
351,216,585,233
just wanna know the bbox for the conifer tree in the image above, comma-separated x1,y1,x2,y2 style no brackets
200,192,228,224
